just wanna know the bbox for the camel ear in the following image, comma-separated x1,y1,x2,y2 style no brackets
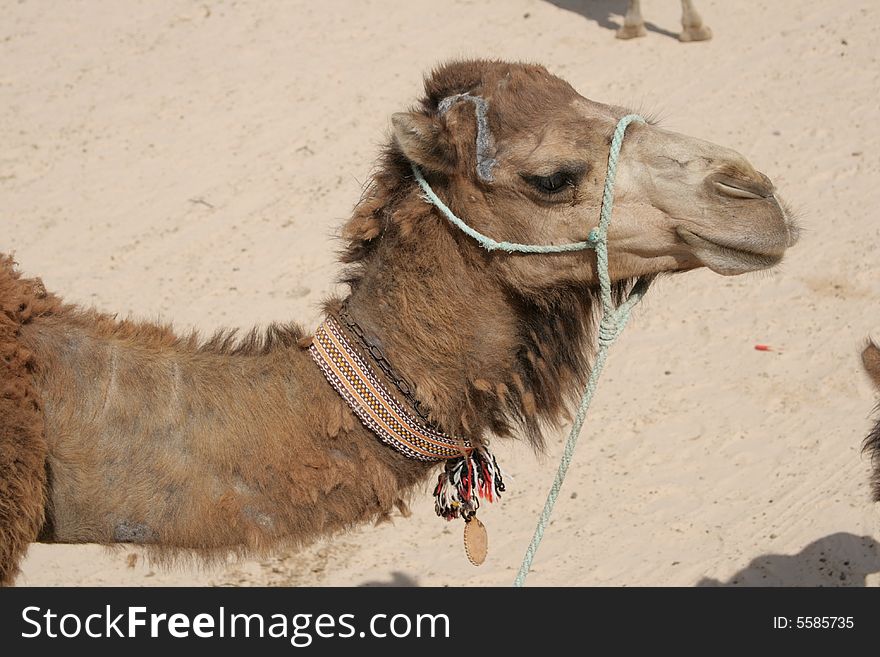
863,341,880,391
391,112,456,174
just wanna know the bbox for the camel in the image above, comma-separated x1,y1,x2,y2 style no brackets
862,341,880,500
617,0,712,41
0,59,797,585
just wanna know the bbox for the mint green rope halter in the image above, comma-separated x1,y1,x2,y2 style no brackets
411,113,649,587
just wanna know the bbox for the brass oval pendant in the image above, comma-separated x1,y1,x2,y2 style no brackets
463,517,489,566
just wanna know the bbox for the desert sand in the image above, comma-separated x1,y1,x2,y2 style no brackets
3,0,880,586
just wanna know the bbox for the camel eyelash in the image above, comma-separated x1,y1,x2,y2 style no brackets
521,167,585,196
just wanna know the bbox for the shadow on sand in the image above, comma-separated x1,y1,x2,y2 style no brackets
358,571,420,587
353,534,880,586
697,532,880,587
544,0,679,39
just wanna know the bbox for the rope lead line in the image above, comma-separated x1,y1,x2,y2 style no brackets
411,114,648,586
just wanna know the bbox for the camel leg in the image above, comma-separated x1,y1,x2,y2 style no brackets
616,0,647,40
679,0,712,42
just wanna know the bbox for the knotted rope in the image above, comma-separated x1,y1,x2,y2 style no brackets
411,113,648,587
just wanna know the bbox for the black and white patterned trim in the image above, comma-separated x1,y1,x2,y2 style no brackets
309,316,471,462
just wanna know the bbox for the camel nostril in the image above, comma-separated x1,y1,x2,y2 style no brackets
712,177,774,200
714,181,764,199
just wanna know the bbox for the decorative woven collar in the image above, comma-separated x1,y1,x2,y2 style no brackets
309,313,504,523
309,314,469,462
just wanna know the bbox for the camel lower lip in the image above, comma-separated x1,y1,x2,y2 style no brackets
676,228,783,275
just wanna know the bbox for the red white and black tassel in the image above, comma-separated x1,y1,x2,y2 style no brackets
433,445,505,521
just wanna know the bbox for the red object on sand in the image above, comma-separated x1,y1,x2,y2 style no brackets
754,344,772,352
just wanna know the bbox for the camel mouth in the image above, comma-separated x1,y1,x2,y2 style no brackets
774,194,801,248
676,227,785,276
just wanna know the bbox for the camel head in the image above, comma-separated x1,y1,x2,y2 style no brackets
384,60,798,294
341,60,801,446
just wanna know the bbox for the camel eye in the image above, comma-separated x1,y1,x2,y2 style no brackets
524,171,574,195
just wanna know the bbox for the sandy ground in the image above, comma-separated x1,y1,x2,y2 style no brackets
3,0,880,587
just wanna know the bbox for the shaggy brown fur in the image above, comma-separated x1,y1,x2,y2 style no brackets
0,60,796,584
0,255,54,584
862,342,880,501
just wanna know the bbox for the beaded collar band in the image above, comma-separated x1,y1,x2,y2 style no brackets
309,314,504,523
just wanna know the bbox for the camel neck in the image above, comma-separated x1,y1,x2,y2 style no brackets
336,178,605,449
333,301,433,425
338,196,525,443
